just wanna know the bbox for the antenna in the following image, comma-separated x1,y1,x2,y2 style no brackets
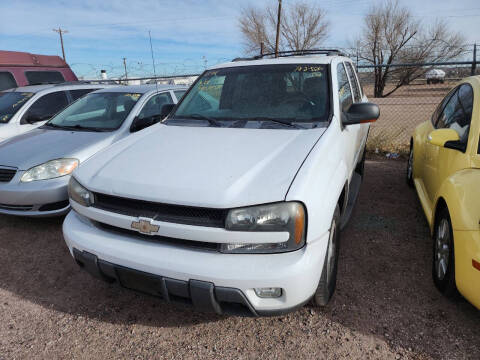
148,30,161,114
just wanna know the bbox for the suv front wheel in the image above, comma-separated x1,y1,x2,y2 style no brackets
313,205,341,306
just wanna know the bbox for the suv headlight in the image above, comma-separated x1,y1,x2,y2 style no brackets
21,158,79,182
221,202,306,254
68,177,94,207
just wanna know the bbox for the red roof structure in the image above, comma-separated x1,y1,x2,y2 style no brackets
0,50,68,68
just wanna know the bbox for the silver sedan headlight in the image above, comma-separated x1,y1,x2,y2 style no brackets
221,202,306,254
68,177,94,207
21,158,79,182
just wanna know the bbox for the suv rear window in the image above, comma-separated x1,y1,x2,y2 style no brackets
70,88,97,101
25,71,65,85
0,72,17,91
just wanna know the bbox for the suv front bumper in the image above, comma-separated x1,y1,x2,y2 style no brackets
63,211,329,316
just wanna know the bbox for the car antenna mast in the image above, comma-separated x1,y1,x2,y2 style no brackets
149,30,161,114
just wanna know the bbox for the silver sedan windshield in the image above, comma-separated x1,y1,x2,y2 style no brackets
47,92,142,131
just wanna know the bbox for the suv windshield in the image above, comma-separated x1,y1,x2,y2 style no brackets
46,92,142,131
171,64,330,128
0,92,34,123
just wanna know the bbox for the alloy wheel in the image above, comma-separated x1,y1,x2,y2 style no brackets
435,218,450,281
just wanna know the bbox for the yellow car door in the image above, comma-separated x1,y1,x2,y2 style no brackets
422,85,472,213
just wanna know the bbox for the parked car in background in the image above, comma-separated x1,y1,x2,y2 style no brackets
0,83,110,143
426,69,446,84
63,50,379,316
407,75,480,310
0,84,185,216
0,50,77,91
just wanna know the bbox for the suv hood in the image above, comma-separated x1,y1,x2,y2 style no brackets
76,124,326,208
0,128,115,170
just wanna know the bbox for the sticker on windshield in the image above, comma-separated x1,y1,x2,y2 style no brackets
12,93,33,108
294,66,324,73
123,93,141,101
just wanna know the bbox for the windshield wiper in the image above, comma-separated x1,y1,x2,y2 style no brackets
43,123,72,130
68,124,108,132
44,123,108,132
182,114,221,127
246,117,306,129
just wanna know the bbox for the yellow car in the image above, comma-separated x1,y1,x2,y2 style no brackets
407,75,480,309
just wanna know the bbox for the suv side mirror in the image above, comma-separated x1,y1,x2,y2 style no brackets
161,103,175,119
342,103,380,126
130,115,161,133
428,129,465,151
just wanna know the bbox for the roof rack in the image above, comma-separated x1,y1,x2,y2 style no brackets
53,80,118,86
232,49,347,62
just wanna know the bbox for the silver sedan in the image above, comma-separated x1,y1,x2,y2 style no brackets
0,84,186,216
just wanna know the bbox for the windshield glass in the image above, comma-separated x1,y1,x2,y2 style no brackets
46,92,142,131
0,92,34,123
171,64,330,128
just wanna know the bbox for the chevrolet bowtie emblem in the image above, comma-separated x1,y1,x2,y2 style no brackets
131,218,159,235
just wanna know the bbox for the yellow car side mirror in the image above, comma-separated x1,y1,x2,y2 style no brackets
428,129,460,147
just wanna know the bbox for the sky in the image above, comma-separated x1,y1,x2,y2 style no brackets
0,0,479,79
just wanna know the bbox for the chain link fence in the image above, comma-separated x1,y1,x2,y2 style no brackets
85,60,480,155
360,62,479,154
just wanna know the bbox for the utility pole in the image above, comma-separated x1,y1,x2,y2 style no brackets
472,43,477,76
52,27,68,61
274,0,282,58
260,42,264,57
122,57,128,81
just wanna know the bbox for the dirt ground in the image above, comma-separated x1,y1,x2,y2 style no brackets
0,159,479,360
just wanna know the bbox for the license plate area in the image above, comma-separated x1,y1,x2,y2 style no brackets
115,267,164,297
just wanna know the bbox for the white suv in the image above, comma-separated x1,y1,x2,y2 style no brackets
63,50,379,316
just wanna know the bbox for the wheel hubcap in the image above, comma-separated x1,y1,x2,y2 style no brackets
326,220,337,285
435,219,450,281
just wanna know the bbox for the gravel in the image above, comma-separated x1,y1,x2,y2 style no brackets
0,159,479,359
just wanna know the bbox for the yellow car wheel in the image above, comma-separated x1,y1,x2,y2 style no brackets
406,141,414,187
432,206,458,298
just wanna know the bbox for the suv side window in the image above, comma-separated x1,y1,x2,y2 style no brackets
337,63,353,112
345,62,361,102
0,72,17,91
436,84,473,144
174,90,186,101
137,92,173,119
70,89,97,101
23,91,69,123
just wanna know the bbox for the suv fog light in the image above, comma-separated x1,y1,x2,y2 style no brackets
254,287,282,298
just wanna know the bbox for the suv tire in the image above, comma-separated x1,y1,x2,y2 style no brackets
313,205,341,306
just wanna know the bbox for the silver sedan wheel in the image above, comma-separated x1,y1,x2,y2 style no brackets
435,219,450,281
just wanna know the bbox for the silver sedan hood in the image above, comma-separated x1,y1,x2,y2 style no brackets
0,128,116,170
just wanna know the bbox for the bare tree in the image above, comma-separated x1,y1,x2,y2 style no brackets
355,0,466,97
239,1,329,55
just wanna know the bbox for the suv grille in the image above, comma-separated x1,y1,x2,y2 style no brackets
96,222,219,251
0,167,17,182
93,193,228,228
